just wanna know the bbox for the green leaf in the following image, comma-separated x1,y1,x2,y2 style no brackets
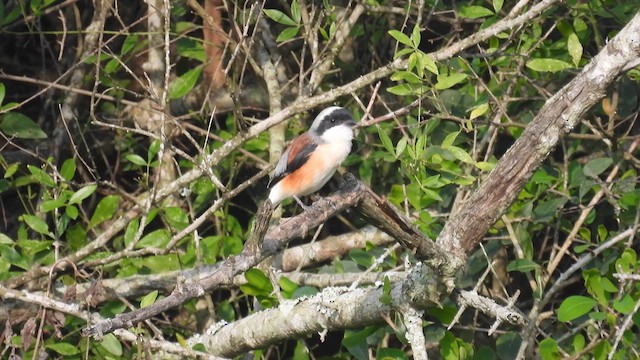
420,53,439,75
377,127,394,154
343,326,378,348
293,340,310,360
447,146,475,164
350,249,373,268
496,332,521,360
506,259,541,273
89,195,120,229
393,48,414,60
493,0,504,12
390,70,422,84
386,83,428,96
169,66,202,99
278,276,298,298
475,161,496,171
567,32,583,67
583,157,612,178
0,112,47,139
68,184,97,205
126,154,147,166
441,331,473,360
458,6,494,19
423,187,443,202
22,214,52,236
0,5,20,27
124,219,139,248
136,229,170,248
290,0,301,23
66,204,79,219
46,342,79,356
533,197,567,222
378,348,409,360
613,294,635,315
597,224,608,242
441,131,459,148
526,58,573,72
263,9,297,26
163,206,188,230
396,136,408,157
557,295,596,322
60,158,76,181
244,268,272,292
100,333,123,356
0,244,29,269
140,290,159,308
435,73,467,90
573,334,585,353
539,338,561,360
120,34,139,56
474,346,496,360
0,83,5,106
18,239,52,256
27,165,55,187
41,198,66,212
388,30,413,48
470,103,489,120
411,24,421,48
148,139,161,160
4,162,19,178
0,233,14,244
276,26,300,42
379,276,392,305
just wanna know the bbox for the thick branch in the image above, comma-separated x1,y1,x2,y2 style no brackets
436,11,640,262
193,262,442,358
359,187,461,273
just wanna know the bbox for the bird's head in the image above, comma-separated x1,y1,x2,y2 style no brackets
309,106,357,143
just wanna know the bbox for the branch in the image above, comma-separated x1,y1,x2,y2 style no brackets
359,187,461,273
34,226,390,311
436,11,640,263
82,175,365,337
191,262,443,358
401,306,428,360
0,284,220,359
455,289,524,328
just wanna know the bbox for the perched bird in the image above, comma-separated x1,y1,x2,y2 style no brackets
267,106,357,208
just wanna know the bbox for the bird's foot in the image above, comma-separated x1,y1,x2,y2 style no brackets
293,195,314,212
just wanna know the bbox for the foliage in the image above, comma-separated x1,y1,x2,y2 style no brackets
0,0,639,358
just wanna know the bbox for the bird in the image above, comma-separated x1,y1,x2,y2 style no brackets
267,106,357,209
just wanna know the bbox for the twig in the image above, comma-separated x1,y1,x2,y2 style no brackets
545,138,640,280
401,306,428,360
0,284,219,359
518,227,637,357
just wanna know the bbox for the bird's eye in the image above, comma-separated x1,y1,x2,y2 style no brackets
330,118,336,122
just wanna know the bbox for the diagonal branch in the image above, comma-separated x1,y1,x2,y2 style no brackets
436,11,640,263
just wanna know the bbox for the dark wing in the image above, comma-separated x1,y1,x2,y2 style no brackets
268,133,318,188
